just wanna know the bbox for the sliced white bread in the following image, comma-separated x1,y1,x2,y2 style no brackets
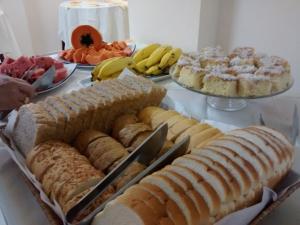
185,154,241,199
141,174,200,225
189,128,221,151
227,129,285,172
173,156,233,204
192,147,251,195
150,110,180,129
138,106,166,124
163,165,221,218
154,169,210,225
167,118,198,141
175,123,211,144
205,145,259,187
92,197,160,225
211,138,269,181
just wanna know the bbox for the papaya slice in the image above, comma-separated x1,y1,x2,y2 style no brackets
71,25,103,49
59,50,68,58
85,54,103,65
73,48,88,63
64,49,75,61
118,41,127,49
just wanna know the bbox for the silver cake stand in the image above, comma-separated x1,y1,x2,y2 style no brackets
172,77,294,112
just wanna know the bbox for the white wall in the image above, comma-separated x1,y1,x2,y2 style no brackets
216,0,300,96
198,0,220,49
0,0,34,55
128,0,202,52
0,0,63,55
23,0,64,55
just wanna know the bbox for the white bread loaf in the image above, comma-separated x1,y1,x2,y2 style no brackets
93,126,294,225
14,76,166,155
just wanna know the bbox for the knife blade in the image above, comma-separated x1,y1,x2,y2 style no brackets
66,123,168,222
79,136,190,225
31,65,55,90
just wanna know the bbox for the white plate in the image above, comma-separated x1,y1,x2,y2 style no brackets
36,63,77,95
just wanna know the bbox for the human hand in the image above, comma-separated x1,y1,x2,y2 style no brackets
0,75,35,111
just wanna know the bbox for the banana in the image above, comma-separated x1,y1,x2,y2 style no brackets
167,48,182,66
158,50,172,69
133,43,160,63
146,45,172,68
135,58,149,73
146,64,162,75
98,57,133,79
91,57,121,80
101,71,121,80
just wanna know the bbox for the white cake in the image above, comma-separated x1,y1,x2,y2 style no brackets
177,66,207,89
238,73,272,97
202,73,238,96
255,65,291,92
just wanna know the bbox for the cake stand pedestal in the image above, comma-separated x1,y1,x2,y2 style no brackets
206,97,248,111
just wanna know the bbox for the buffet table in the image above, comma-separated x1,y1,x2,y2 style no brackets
0,68,299,225
58,1,130,49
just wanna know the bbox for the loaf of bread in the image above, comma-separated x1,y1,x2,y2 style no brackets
26,141,115,214
13,76,166,155
92,126,294,225
139,107,223,152
75,130,146,190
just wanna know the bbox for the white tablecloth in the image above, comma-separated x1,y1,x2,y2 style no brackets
0,9,21,57
0,69,300,225
58,1,129,49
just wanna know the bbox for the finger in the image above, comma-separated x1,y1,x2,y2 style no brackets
17,82,35,97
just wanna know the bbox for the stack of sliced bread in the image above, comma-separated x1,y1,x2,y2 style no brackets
74,129,146,190
13,76,166,155
92,126,294,225
26,140,115,214
138,106,223,152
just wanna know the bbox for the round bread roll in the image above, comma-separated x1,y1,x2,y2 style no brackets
118,123,152,147
74,130,107,154
112,114,139,139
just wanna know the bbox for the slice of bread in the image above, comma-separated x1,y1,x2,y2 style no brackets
173,156,233,204
161,165,221,219
138,106,166,125
151,110,180,129
175,123,211,144
112,114,139,139
74,130,107,154
211,138,268,181
167,118,198,141
141,174,200,225
118,123,152,147
189,128,221,151
154,169,210,225
192,148,251,195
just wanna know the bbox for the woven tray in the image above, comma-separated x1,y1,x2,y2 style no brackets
23,174,300,225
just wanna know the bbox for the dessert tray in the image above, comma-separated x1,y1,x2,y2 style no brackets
172,76,294,111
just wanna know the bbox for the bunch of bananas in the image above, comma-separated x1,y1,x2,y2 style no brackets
132,44,182,76
91,57,133,81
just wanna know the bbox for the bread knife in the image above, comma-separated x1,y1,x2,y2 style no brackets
66,123,168,222
80,136,190,225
